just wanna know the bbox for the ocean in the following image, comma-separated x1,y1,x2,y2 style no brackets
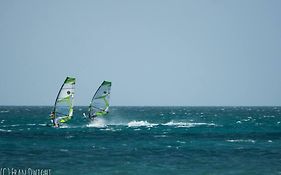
0,106,280,175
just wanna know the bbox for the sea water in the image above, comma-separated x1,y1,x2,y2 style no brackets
0,106,281,175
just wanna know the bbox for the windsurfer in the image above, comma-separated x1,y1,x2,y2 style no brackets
50,111,60,127
50,111,55,123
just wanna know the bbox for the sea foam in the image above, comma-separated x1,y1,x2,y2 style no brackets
128,120,157,127
86,118,107,128
226,139,256,143
127,120,218,128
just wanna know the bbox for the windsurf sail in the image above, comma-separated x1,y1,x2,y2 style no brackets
51,77,75,125
88,81,111,119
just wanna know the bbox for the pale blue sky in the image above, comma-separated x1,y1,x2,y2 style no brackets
0,0,281,106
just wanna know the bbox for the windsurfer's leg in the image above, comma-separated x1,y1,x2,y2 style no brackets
54,117,62,126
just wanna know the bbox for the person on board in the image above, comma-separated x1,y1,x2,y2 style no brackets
50,111,60,128
50,111,55,123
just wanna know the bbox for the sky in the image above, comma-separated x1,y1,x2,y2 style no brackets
0,0,281,106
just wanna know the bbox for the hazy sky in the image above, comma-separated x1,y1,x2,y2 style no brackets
0,0,281,106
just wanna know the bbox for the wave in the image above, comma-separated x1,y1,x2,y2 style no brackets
10,124,20,127
59,125,70,128
263,115,275,118
83,119,219,128
0,129,12,132
163,121,217,127
3,123,45,127
226,139,256,143
128,120,157,127
0,110,9,113
0,120,218,130
127,120,218,128
86,118,107,128
26,123,36,126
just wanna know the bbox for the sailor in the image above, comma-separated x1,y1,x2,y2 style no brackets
50,111,61,127
50,111,55,123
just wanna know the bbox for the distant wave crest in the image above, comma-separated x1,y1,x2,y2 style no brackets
0,129,12,132
127,120,218,128
163,121,217,127
128,120,157,127
226,139,256,143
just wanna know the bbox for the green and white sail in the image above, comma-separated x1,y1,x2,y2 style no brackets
88,81,111,118
52,77,75,124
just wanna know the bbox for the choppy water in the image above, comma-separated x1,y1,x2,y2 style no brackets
0,106,281,175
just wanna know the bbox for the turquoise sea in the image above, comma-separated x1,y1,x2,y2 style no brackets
0,106,281,175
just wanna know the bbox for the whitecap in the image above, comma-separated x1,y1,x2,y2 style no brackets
154,135,167,138
163,121,217,128
26,124,36,126
0,110,9,113
65,135,74,139
127,120,157,127
264,115,275,118
226,139,255,143
0,129,12,132
101,128,115,131
59,149,69,152
11,124,20,127
177,141,186,144
86,118,107,128
60,125,70,128
38,123,47,126
59,125,80,129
